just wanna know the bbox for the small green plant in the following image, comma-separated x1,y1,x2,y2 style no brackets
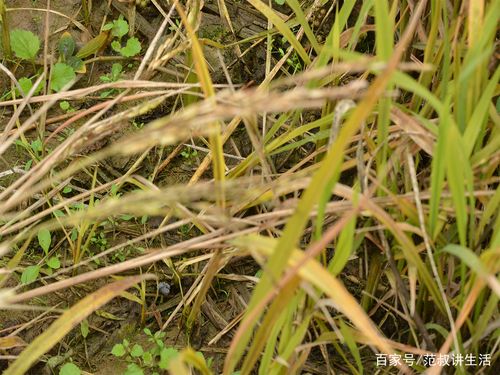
90,231,108,251
180,147,198,160
0,76,44,100
168,18,181,33
99,63,123,97
271,35,304,73
20,228,59,284
14,137,43,170
111,328,199,374
59,100,75,113
103,15,141,57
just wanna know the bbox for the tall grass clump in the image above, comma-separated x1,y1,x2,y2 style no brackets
0,0,498,374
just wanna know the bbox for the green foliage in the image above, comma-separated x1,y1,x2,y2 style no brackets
99,63,123,97
59,363,81,375
100,63,123,83
111,342,127,357
46,256,60,269
109,329,210,373
274,35,303,73
50,63,76,92
14,137,44,171
10,28,40,60
17,76,44,96
103,15,129,39
112,37,141,57
37,228,51,254
21,265,40,284
59,100,75,113
104,16,141,57
123,363,144,375
180,147,198,160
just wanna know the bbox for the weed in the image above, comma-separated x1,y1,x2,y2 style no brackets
99,63,124,97
180,147,198,161
59,100,75,113
110,328,210,374
103,15,142,57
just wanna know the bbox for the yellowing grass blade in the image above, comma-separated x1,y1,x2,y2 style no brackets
4,274,155,375
174,0,225,203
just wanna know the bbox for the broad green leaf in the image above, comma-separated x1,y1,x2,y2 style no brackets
17,77,43,96
120,37,141,57
111,343,126,357
50,63,75,92
10,29,40,60
37,229,51,254
111,16,129,38
59,362,81,375
21,265,40,284
130,344,143,357
18,77,32,95
46,257,60,269
142,351,153,364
